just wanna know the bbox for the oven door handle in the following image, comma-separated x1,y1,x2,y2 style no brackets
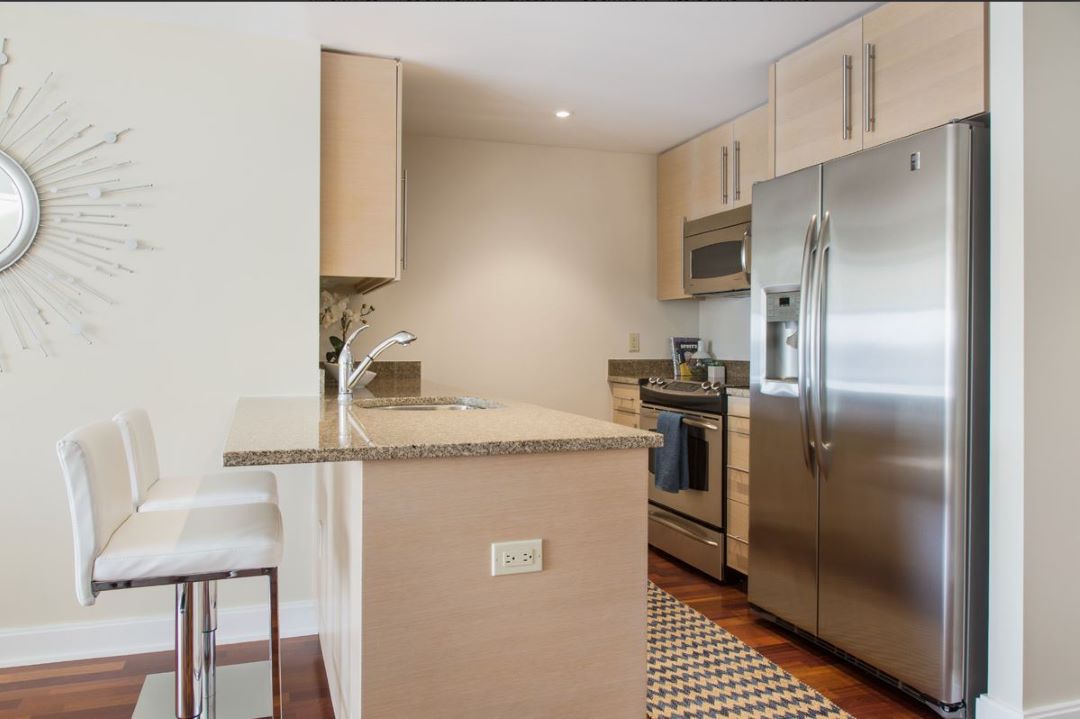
648,512,720,547
681,418,719,432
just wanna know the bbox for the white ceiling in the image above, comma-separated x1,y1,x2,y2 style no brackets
60,1,876,153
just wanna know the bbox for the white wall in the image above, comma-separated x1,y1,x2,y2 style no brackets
980,3,1080,718
698,296,750,360
1019,1,1080,712
980,2,1026,716
0,4,320,656
336,135,699,420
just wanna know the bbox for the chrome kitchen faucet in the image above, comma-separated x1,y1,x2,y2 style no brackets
338,328,418,403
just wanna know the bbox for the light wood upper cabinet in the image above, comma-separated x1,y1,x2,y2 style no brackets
320,51,404,291
861,2,987,148
656,105,771,301
773,2,988,174
731,105,770,208
657,141,693,301
775,19,864,176
690,124,733,219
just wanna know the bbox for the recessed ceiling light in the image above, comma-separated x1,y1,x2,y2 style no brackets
554,110,572,119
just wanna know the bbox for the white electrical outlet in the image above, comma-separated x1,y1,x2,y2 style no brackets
491,539,543,576
629,332,640,353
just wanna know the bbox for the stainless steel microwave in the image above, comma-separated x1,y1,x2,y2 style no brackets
683,205,751,295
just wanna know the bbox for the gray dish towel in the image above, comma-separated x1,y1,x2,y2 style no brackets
654,411,688,494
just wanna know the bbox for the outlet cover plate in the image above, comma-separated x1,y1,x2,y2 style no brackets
491,539,543,576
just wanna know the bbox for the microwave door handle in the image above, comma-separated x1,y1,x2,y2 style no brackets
797,214,818,470
740,228,750,277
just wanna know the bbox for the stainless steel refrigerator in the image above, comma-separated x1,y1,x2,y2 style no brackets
748,122,988,718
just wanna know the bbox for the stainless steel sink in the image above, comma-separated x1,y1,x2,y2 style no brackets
375,403,485,411
367,398,500,411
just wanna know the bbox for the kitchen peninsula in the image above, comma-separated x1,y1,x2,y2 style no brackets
223,381,660,719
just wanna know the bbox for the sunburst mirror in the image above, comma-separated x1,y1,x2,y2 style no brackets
0,37,150,372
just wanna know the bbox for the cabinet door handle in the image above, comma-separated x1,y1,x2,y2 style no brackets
841,54,852,140
401,170,408,272
721,145,729,205
863,43,875,133
733,140,741,202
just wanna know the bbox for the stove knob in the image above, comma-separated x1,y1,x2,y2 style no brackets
711,382,722,391
701,382,711,391
656,379,666,386
649,377,658,385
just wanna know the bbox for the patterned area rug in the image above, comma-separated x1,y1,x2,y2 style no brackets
647,581,852,719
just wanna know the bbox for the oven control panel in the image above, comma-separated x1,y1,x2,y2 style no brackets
640,378,728,414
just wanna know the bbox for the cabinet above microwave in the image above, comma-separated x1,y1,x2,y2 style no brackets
683,205,751,296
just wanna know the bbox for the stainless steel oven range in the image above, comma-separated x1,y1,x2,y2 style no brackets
639,378,728,580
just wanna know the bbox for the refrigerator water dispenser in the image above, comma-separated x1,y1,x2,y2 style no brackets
765,290,800,381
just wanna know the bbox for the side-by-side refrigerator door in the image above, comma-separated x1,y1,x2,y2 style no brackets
748,165,821,635
815,123,973,706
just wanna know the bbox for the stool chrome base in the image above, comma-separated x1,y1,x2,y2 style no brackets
132,661,272,719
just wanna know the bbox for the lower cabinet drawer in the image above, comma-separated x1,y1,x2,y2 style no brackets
726,536,749,575
612,409,638,428
727,395,750,418
727,498,749,542
648,506,726,581
611,384,640,413
728,416,751,435
728,431,750,472
727,468,750,504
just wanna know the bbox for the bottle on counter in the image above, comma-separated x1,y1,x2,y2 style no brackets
687,341,712,382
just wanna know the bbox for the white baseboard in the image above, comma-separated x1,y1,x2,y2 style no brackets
978,696,1025,719
978,695,1080,719
1026,700,1080,719
0,600,316,669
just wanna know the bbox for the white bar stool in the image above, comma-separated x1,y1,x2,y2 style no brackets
113,409,277,512
57,419,283,719
114,408,279,715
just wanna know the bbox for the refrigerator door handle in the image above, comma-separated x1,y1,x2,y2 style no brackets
812,211,832,477
797,214,818,469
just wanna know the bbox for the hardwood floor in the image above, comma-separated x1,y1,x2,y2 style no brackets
0,635,332,719
648,548,941,719
0,551,938,718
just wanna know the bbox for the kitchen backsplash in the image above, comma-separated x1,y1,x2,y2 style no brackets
608,358,748,387
324,360,421,394
607,359,673,380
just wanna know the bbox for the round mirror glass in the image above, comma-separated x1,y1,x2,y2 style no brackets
0,150,40,272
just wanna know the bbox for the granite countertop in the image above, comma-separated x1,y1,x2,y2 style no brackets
223,380,662,466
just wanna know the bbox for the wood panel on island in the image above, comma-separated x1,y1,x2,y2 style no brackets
225,389,660,718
